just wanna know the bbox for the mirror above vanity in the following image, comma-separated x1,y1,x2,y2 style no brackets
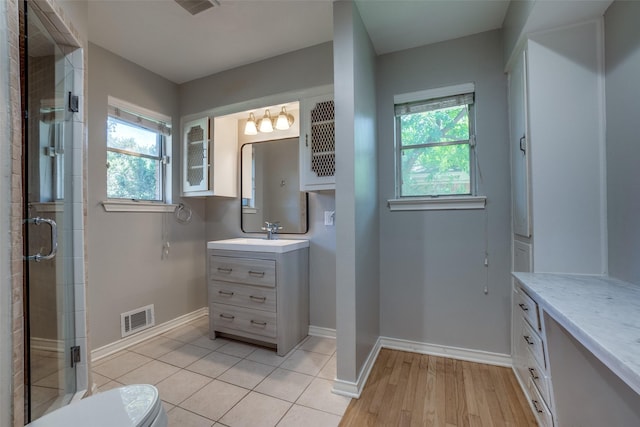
241,138,308,234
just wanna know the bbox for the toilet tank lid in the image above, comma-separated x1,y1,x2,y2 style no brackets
27,384,162,427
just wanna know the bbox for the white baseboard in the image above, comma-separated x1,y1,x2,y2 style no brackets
332,337,382,399
91,307,208,362
379,336,512,367
308,325,336,339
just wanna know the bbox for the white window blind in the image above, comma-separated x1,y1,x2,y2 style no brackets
394,93,474,117
107,104,171,136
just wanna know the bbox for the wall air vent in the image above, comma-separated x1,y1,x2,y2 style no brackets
121,304,155,338
174,0,220,15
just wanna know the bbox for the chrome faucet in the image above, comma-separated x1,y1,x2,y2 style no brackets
261,221,283,240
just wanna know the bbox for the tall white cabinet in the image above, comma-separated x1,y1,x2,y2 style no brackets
509,50,531,240
508,20,607,276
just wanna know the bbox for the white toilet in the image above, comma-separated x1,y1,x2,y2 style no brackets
27,384,167,427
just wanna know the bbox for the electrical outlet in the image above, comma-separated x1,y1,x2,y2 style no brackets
324,211,335,226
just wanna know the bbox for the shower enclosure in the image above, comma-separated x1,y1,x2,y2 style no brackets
22,1,85,422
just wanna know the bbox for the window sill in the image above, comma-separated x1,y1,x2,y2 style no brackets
242,208,258,214
101,200,177,213
387,196,486,211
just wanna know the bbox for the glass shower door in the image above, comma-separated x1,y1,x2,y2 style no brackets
23,2,77,421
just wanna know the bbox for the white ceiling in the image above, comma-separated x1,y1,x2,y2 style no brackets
88,0,510,85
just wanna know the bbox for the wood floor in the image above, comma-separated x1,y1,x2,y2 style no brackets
340,349,537,427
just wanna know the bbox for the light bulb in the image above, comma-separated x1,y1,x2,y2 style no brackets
244,113,258,135
275,107,293,130
258,110,273,133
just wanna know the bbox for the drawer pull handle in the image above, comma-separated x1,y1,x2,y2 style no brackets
219,313,235,320
532,399,544,414
250,320,267,327
528,367,539,380
248,271,265,277
249,295,267,303
518,303,529,312
217,267,233,274
523,335,534,345
218,290,234,297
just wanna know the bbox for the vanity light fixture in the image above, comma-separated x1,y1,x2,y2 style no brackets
244,113,258,135
275,106,294,130
244,106,295,135
258,110,274,133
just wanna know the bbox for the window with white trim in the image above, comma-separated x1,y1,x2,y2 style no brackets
106,98,171,202
395,85,476,198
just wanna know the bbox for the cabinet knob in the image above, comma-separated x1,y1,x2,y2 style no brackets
523,335,534,345
249,295,266,303
518,303,529,312
528,367,539,380
217,267,232,274
219,313,235,320
218,290,234,297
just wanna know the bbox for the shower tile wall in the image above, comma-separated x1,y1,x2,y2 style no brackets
8,0,26,425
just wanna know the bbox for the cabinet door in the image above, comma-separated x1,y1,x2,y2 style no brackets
300,93,335,191
510,51,531,238
183,117,210,194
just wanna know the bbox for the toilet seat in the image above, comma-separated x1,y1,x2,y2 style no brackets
27,384,165,427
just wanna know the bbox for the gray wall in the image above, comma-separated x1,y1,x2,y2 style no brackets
502,0,535,65
605,0,640,284
87,43,208,348
180,43,338,330
377,30,512,355
334,0,380,383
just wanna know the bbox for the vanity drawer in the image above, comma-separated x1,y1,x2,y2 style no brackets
209,282,276,312
515,286,540,331
211,303,277,339
528,377,554,427
522,318,546,369
209,256,276,287
523,344,552,408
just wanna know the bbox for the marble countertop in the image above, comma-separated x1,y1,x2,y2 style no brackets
513,272,640,396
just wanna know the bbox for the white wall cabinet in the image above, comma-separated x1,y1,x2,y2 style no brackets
507,21,606,275
182,116,237,197
509,50,531,239
299,93,335,191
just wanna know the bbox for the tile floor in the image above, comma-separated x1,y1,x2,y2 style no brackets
92,316,350,427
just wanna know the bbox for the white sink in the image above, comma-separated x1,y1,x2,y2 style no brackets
207,238,309,253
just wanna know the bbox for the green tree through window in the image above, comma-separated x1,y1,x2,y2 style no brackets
396,95,474,196
107,117,164,200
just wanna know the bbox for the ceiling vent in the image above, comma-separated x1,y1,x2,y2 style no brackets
174,0,220,15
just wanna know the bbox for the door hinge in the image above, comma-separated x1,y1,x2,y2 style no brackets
70,345,81,367
68,92,79,113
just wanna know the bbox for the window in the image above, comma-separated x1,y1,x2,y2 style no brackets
106,99,171,202
395,86,475,198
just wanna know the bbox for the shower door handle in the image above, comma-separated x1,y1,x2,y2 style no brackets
24,217,58,262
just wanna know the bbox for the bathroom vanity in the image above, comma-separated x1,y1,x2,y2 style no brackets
206,238,309,356
512,273,640,426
